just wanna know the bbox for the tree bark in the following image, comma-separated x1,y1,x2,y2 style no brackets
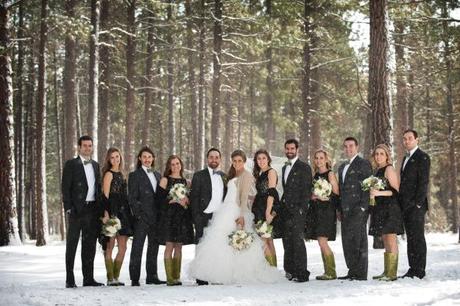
265,0,275,153
98,0,110,162
393,20,408,170
210,0,222,148
87,0,100,159
35,0,49,246
368,0,391,148
124,0,136,169
141,4,154,147
224,93,232,170
63,0,77,160
198,0,206,164
0,3,20,246
166,0,175,155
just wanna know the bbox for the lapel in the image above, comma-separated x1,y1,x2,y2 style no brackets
76,157,89,189
139,167,155,193
344,156,358,182
282,165,287,188
402,148,419,175
338,163,345,186
285,159,299,186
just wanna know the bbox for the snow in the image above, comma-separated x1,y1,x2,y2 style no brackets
1,233,459,306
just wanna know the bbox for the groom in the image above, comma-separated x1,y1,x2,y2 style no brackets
281,139,312,282
190,148,227,285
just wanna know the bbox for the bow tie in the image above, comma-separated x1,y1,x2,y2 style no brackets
213,169,220,175
146,168,153,173
285,161,292,166
405,152,410,158
83,159,92,165
344,160,350,165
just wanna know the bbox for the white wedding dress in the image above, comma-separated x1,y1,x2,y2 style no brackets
188,177,283,284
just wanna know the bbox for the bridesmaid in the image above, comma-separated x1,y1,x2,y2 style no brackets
252,149,281,267
157,155,194,286
305,149,339,280
369,144,404,281
101,147,133,286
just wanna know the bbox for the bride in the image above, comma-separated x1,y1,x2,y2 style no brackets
188,150,283,284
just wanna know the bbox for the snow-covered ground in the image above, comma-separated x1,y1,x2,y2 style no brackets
1,233,459,306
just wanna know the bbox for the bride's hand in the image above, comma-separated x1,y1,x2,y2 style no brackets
235,216,245,228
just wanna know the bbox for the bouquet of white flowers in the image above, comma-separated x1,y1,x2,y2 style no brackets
168,183,189,203
102,217,121,237
312,177,332,200
255,220,273,238
361,175,386,206
228,229,254,251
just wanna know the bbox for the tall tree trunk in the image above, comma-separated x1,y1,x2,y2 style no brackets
224,94,232,169
35,0,49,246
368,0,391,148
53,50,65,240
265,0,275,153
442,3,458,233
393,20,408,170
198,0,206,165
186,0,200,169
210,0,222,148
14,0,25,241
310,60,320,157
300,0,313,160
0,2,20,246
98,0,110,161
63,0,77,160
87,0,100,159
76,78,82,137
24,43,36,239
166,0,175,155
141,4,154,146
124,0,136,169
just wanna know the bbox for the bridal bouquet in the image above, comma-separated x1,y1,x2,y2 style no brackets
228,229,254,251
312,177,332,201
168,183,189,203
361,175,386,206
102,217,121,237
255,220,273,238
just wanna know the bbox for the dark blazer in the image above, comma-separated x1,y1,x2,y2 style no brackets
281,159,312,215
399,148,430,212
338,155,372,216
190,168,227,222
128,167,161,226
62,157,102,216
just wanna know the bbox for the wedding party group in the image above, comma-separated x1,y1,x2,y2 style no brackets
62,129,430,289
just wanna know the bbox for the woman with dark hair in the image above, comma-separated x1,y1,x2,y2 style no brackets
369,144,404,281
305,149,339,280
157,155,194,286
189,150,283,284
101,147,133,286
252,149,280,267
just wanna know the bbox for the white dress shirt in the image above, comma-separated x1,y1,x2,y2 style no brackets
142,165,157,193
204,167,224,213
284,156,299,184
342,154,358,183
80,155,96,202
402,146,418,171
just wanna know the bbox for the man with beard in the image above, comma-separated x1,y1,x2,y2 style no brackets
280,139,313,282
190,148,227,285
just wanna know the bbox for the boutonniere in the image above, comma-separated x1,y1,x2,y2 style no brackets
349,170,356,174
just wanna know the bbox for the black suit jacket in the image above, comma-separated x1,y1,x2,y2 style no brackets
281,159,312,215
128,167,161,226
338,155,372,216
399,148,430,212
190,168,227,223
62,157,102,216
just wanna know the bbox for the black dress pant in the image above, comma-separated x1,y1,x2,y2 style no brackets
403,206,427,276
282,211,309,280
341,210,368,279
129,219,159,282
65,205,99,284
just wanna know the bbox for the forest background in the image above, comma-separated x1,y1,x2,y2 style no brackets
0,0,459,246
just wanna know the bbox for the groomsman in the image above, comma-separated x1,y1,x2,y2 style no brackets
399,129,430,279
62,135,103,288
190,148,227,285
128,147,165,286
337,137,372,280
281,139,312,282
